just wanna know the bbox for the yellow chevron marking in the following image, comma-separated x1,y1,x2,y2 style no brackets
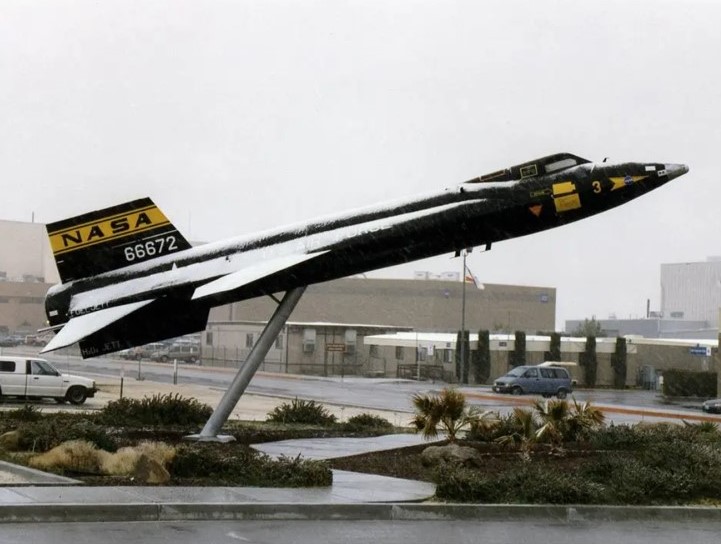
609,175,648,191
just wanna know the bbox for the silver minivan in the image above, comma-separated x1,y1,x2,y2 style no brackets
492,364,573,398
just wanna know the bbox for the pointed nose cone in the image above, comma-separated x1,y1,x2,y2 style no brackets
664,163,689,181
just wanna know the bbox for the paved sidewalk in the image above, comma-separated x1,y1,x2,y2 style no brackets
0,433,435,524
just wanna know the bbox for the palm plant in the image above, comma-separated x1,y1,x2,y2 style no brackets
534,398,571,445
411,388,490,442
534,397,605,444
495,407,538,461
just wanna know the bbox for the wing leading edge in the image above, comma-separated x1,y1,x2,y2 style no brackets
41,299,154,353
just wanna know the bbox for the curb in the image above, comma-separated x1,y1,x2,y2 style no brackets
1,502,721,524
0,462,80,486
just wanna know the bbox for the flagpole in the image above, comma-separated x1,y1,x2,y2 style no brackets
461,250,467,384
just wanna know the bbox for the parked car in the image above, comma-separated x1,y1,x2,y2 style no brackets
119,343,167,360
0,356,97,404
0,336,19,347
150,344,200,364
492,364,573,398
702,398,721,414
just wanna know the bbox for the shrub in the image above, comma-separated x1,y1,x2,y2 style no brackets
266,398,337,426
342,413,393,432
97,393,213,427
435,464,604,504
170,444,332,486
18,417,117,453
663,369,717,398
3,405,43,422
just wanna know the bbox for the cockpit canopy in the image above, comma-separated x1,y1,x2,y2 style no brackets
464,153,591,184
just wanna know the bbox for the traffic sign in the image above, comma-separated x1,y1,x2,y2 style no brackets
689,346,711,356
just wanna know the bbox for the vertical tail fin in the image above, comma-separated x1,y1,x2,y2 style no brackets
46,197,191,282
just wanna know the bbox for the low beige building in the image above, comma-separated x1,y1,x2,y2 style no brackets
202,321,412,376
365,332,719,388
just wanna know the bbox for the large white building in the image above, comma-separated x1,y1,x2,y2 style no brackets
0,220,58,284
661,258,721,328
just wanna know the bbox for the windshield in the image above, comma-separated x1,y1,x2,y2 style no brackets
505,367,527,378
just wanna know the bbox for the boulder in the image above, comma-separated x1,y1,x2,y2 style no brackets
0,430,21,452
132,453,170,484
420,443,482,468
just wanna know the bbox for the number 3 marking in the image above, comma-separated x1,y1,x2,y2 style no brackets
592,181,602,194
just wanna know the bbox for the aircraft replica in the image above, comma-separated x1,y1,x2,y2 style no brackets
41,152,688,359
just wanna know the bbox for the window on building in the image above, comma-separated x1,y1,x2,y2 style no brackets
275,335,283,350
395,346,404,360
417,347,428,362
205,332,213,345
303,328,316,353
369,344,379,358
345,329,357,354
245,333,254,348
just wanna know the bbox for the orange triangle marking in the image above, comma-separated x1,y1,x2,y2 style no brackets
529,205,542,217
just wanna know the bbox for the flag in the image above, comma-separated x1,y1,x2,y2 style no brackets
464,265,483,289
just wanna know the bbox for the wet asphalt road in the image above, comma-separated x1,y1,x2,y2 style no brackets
1,519,720,544
36,351,713,425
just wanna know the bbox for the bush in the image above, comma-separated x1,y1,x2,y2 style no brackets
170,444,332,486
96,393,213,427
3,405,43,422
663,369,717,398
435,464,604,504
342,413,393,432
266,398,337,426
17,417,118,453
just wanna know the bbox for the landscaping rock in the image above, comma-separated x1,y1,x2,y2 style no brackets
420,443,482,468
0,430,21,451
133,453,170,484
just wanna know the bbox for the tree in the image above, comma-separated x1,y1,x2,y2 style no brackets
579,335,598,388
549,332,562,361
572,318,605,338
455,330,470,384
610,337,628,388
472,329,491,384
509,331,526,367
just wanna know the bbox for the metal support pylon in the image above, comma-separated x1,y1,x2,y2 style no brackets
185,286,306,442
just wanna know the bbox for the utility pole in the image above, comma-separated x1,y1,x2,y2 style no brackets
460,248,471,384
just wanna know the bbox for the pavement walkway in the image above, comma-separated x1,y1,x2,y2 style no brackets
0,433,436,524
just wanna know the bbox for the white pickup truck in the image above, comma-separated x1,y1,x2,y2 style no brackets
0,356,97,405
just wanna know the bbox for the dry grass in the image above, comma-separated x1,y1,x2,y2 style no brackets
29,440,102,474
29,440,176,476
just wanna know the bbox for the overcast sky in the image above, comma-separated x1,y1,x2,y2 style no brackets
1,0,720,329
